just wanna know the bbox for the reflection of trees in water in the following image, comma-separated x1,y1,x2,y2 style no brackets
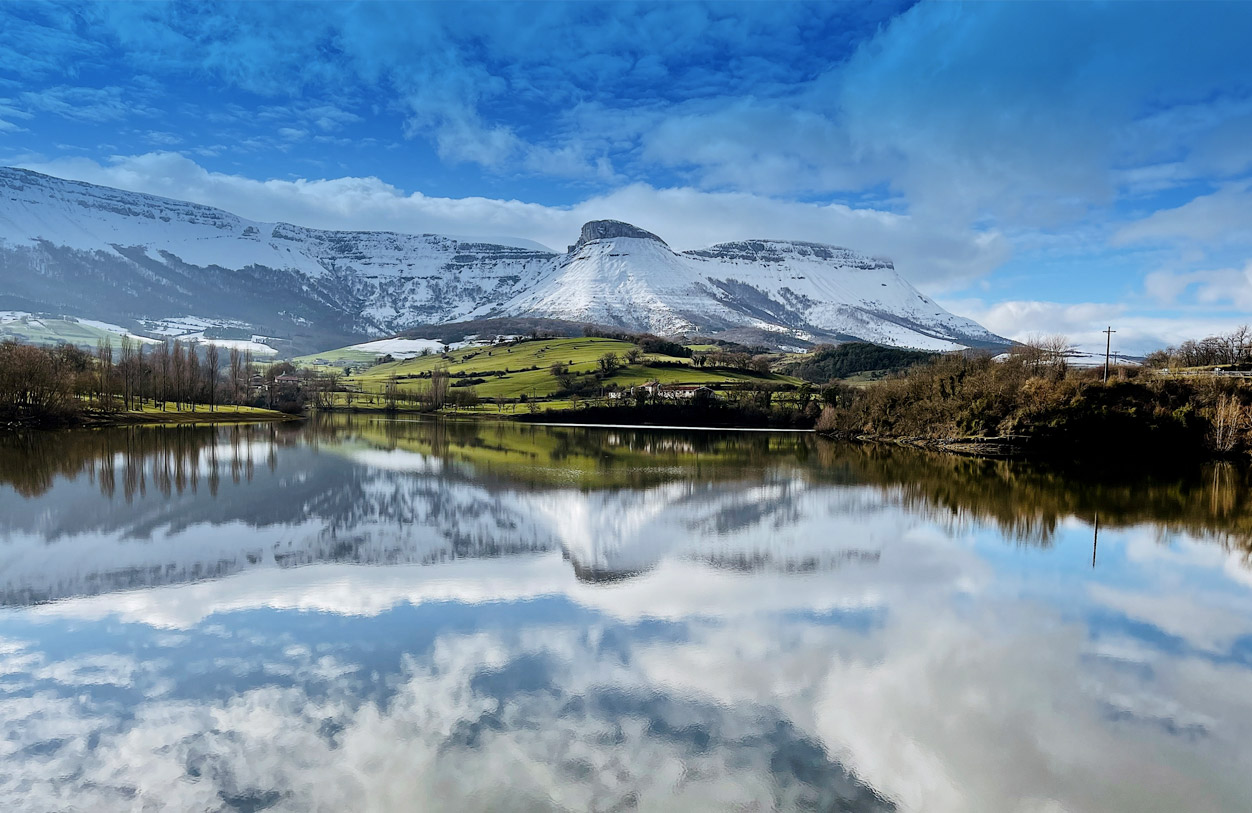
4,417,1252,562
299,413,817,492
809,441,1252,555
0,424,291,499
300,416,1252,563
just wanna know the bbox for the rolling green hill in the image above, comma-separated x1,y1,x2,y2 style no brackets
303,336,798,404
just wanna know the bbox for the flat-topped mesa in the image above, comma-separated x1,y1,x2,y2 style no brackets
568,220,668,253
686,239,893,269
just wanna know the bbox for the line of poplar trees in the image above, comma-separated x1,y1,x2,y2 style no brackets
0,337,258,424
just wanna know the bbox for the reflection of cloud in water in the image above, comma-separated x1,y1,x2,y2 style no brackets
10,521,1252,809
6,566,1252,811
5,420,1252,810
0,626,896,812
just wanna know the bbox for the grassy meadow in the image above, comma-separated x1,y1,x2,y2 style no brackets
304,336,799,406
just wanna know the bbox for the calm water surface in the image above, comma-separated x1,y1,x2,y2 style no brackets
2,416,1251,812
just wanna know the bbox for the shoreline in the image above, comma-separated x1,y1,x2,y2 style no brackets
526,421,815,433
816,430,1250,468
822,432,1029,459
3,407,302,431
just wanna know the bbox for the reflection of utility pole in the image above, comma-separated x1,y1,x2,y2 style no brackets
1103,326,1116,382
1092,512,1099,568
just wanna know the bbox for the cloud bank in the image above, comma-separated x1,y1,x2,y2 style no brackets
21,151,1010,289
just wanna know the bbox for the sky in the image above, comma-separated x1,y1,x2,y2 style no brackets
1,0,1251,354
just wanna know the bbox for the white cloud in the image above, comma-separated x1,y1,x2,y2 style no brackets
1114,182,1252,246
940,298,1249,354
638,99,870,196
19,152,1009,288
1144,261,1252,311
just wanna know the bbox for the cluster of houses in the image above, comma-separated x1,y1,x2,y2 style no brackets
238,372,301,396
310,358,372,372
607,382,716,400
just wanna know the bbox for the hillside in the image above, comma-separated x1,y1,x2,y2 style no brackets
785,342,939,383
321,336,798,404
0,168,1007,353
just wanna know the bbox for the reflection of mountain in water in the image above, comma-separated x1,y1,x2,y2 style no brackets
0,421,887,604
1,416,1250,605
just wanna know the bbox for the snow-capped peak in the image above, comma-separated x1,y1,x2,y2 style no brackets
567,219,669,253
0,168,1008,351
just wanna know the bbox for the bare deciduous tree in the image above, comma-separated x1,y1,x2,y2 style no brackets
430,367,450,409
205,344,221,411
228,347,242,406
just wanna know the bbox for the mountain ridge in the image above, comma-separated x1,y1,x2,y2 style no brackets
0,167,1008,352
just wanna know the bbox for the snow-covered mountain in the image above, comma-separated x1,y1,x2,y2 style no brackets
0,168,1006,351
517,221,1005,349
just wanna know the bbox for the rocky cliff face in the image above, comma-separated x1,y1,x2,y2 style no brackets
568,219,668,252
0,167,1007,350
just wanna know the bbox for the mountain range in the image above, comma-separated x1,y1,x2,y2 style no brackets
0,167,1006,353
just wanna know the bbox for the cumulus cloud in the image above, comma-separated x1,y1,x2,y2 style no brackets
938,297,1249,354
5,1,1252,341
20,152,1009,287
1143,261,1252,311
833,2,1252,225
1114,182,1252,247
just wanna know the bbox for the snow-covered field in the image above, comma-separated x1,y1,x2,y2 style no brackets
73,318,160,344
134,317,279,354
343,338,448,358
324,337,492,359
141,316,248,336
189,336,279,356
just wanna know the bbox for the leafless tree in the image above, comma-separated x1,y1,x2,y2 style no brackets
153,341,170,410
96,339,114,410
430,367,450,409
228,347,243,406
384,375,400,411
136,343,147,408
205,344,221,411
171,340,187,410
119,335,135,410
187,349,201,411
1211,394,1250,453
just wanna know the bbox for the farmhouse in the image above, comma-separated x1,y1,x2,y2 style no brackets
608,382,716,400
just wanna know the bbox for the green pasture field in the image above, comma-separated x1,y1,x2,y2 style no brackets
314,336,799,403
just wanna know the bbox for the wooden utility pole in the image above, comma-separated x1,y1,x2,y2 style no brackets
1092,512,1099,568
1103,326,1116,382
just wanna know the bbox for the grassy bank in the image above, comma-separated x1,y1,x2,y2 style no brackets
79,404,301,427
6,403,302,430
815,352,1252,462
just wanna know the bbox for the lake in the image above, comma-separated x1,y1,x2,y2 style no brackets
1,416,1251,811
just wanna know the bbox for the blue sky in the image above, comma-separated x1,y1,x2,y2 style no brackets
2,0,1251,352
